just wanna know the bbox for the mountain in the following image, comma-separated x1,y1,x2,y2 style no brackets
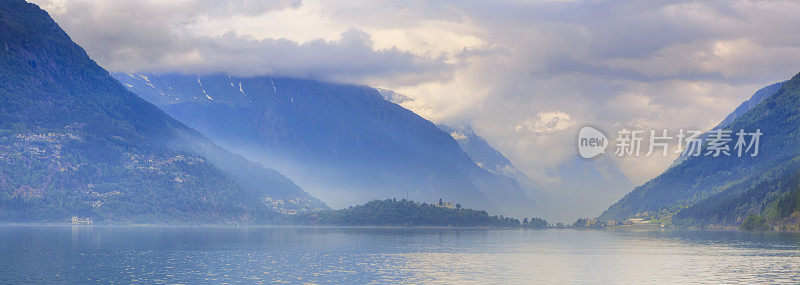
0,0,324,223
671,81,785,167
436,124,573,216
437,125,537,186
600,74,800,229
548,155,633,221
382,94,541,200
112,73,537,216
715,82,785,129
385,95,630,222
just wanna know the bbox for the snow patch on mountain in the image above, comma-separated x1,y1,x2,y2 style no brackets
450,131,468,141
377,88,413,105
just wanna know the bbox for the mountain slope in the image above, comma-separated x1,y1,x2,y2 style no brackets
113,73,537,216
715,81,785,130
0,0,323,223
436,124,569,216
600,74,800,227
671,81,785,167
437,125,536,186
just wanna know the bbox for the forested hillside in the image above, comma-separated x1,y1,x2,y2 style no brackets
601,73,800,231
0,0,324,223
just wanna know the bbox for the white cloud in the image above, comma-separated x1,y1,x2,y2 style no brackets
31,0,454,85
515,111,576,135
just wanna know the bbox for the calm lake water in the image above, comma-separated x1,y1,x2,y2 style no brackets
0,226,798,284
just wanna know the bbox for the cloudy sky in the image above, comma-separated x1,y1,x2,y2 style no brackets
32,0,800,203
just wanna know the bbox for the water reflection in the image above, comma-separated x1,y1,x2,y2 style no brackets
0,225,797,283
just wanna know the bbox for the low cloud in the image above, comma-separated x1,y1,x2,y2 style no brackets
33,0,453,84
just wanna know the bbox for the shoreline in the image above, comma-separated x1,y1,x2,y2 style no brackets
0,223,797,233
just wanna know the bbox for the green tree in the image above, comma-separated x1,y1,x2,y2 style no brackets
740,214,770,230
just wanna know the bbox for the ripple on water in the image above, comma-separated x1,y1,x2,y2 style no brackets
0,226,797,284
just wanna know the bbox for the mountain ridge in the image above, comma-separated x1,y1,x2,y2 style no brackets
113,72,537,216
0,0,324,223
600,73,800,229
